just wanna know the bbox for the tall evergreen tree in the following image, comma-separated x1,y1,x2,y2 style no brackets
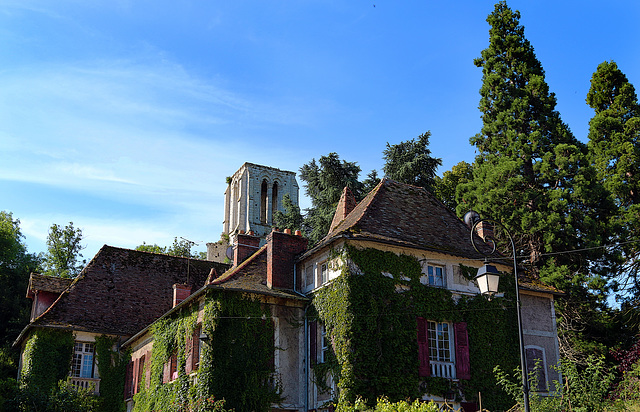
382,131,442,190
460,1,616,362
299,153,363,245
433,161,473,213
587,61,640,299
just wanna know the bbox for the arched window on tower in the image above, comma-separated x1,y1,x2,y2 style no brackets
271,182,278,222
261,180,268,224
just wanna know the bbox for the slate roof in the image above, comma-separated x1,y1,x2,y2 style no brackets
27,274,73,298
18,245,230,341
316,178,493,260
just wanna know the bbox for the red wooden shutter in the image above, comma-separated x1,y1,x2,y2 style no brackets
185,333,193,374
454,322,471,380
136,355,145,394
124,360,133,400
132,357,140,394
145,351,151,389
162,358,170,383
192,327,200,371
417,317,430,377
309,321,317,365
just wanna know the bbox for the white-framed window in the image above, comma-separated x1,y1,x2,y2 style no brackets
427,321,455,378
71,342,97,379
320,324,329,363
421,265,445,287
321,262,329,285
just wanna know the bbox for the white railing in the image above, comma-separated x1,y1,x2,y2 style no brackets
430,361,455,379
69,378,100,394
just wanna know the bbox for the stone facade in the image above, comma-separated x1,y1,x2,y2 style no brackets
222,162,299,244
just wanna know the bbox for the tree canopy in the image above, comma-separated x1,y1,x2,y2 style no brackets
299,153,364,245
382,131,441,190
587,61,640,300
42,222,85,279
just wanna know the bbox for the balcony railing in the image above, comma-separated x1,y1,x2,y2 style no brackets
69,377,100,394
430,361,455,379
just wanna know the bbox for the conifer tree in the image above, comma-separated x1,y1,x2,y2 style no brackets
382,131,442,190
459,1,613,296
587,61,640,298
459,3,619,363
299,153,363,245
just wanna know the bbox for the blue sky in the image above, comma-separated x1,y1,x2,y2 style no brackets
1,1,639,260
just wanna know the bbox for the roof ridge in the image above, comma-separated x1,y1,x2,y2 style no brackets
213,244,268,284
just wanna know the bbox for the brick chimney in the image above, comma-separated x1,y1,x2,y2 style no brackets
329,186,357,233
234,232,261,266
267,229,308,290
173,284,191,307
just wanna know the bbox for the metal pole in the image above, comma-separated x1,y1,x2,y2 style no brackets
467,215,530,412
508,234,530,412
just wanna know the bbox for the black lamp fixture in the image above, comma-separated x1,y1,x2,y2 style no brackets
475,263,500,298
464,211,531,412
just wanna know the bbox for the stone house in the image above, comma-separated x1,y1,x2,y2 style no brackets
15,163,562,411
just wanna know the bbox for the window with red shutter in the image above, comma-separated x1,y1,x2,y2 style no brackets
454,322,471,380
417,317,430,377
185,333,193,374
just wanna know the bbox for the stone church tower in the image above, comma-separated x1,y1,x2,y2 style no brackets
223,162,299,243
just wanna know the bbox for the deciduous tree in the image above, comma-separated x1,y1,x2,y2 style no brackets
43,222,85,278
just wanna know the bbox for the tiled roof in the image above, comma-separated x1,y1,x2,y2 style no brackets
211,246,306,300
27,274,73,297
318,178,493,260
27,245,230,337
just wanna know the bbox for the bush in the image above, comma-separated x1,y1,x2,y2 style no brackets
0,378,98,412
337,397,442,412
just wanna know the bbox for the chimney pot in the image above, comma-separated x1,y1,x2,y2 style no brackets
284,228,292,235
295,230,302,236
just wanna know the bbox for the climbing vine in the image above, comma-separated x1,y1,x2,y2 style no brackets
132,289,279,412
20,328,74,394
312,244,519,410
95,335,129,412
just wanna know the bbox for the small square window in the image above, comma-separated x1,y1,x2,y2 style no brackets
421,265,445,287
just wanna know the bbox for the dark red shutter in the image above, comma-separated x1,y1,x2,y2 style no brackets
136,355,145,394
454,322,471,380
162,358,170,383
145,351,151,389
309,321,317,365
132,357,140,394
417,317,430,377
192,327,200,371
185,333,193,374
124,361,133,400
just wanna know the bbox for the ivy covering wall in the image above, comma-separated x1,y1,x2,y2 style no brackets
20,328,74,394
132,289,279,412
94,335,129,412
312,245,519,410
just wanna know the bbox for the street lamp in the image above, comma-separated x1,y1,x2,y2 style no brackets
464,211,530,412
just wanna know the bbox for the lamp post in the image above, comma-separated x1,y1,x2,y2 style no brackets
464,211,530,412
